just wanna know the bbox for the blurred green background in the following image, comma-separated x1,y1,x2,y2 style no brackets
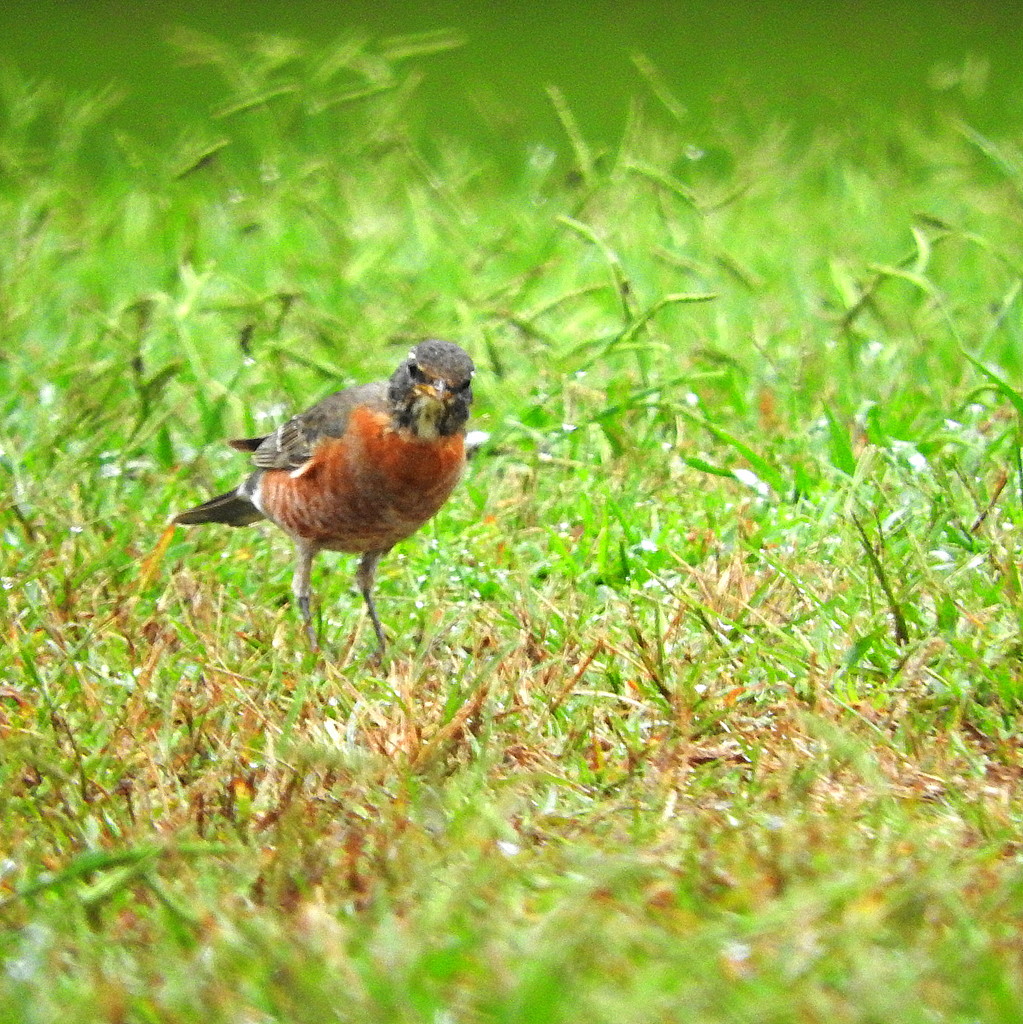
1,0,1021,160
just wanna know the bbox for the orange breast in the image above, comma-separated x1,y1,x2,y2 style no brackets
258,405,466,553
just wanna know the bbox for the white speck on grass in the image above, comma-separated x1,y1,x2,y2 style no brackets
497,840,521,857
639,537,658,553
38,384,56,406
722,940,752,963
5,923,50,983
528,144,556,172
884,507,916,534
465,429,490,453
256,404,288,422
733,468,771,498
891,439,929,473
684,391,700,406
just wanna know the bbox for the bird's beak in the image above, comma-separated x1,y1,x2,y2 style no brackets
416,380,449,402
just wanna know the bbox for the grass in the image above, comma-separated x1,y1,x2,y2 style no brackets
3,31,1023,1023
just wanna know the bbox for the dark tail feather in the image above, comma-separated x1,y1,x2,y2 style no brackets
173,488,264,527
229,436,267,453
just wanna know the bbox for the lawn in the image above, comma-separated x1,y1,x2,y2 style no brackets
2,34,1023,1023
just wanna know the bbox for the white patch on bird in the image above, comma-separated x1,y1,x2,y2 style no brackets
289,459,317,479
247,480,264,514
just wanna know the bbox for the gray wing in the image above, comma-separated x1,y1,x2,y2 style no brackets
234,382,389,471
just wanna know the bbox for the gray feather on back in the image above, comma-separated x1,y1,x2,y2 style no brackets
248,383,389,471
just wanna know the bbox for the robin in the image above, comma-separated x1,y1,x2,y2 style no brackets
173,339,476,656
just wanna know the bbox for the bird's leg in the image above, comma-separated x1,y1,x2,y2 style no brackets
292,541,318,649
356,550,389,656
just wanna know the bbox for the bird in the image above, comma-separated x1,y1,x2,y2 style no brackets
172,339,476,656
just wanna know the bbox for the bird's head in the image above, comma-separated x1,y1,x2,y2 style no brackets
388,339,475,439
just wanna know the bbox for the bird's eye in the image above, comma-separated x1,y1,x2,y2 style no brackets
408,362,427,383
